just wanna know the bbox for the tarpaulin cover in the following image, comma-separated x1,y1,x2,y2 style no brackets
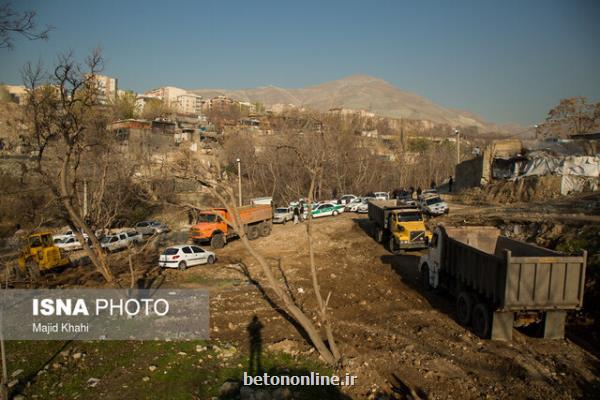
561,175,600,195
522,155,600,177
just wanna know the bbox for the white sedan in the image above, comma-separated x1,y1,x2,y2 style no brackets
55,236,85,252
159,245,216,270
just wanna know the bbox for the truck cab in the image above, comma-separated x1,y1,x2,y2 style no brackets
190,210,228,247
388,208,432,253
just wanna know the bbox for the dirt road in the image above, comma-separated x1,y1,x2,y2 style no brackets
169,213,599,399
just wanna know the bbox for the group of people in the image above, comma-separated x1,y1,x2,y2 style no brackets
292,203,305,224
392,175,454,200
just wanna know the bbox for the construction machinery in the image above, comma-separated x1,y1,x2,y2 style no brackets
419,225,587,340
17,232,71,278
368,199,432,253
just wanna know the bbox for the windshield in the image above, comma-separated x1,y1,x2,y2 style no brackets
197,214,217,223
100,236,112,244
425,197,443,205
399,213,423,222
275,208,288,213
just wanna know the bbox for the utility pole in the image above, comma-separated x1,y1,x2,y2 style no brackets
454,128,460,165
237,158,242,207
83,179,88,218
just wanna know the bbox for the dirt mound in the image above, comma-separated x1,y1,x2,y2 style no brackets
460,176,562,204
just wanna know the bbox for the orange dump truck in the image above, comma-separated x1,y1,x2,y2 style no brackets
190,204,273,249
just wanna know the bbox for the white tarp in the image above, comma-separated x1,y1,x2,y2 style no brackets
561,175,600,195
522,155,600,178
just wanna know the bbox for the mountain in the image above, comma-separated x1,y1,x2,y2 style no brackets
191,75,515,132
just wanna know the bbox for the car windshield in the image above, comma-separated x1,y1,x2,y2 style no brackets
425,197,443,205
100,236,112,244
399,213,423,222
275,208,288,213
197,214,217,223
163,248,179,255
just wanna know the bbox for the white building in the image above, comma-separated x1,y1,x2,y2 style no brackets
177,93,203,115
93,74,118,103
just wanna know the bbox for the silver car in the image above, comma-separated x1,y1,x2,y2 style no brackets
135,220,170,235
273,207,293,224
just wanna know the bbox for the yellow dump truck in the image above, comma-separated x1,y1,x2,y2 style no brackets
368,199,432,253
17,232,70,277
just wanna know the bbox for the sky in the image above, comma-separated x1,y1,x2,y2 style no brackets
1,0,599,125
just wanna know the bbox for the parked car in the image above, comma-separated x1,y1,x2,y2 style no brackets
345,197,363,212
52,229,89,242
100,232,131,252
158,245,216,270
338,194,358,205
125,230,144,244
419,194,449,215
55,236,86,252
135,221,170,235
311,203,345,218
273,207,294,224
356,197,373,213
373,192,389,200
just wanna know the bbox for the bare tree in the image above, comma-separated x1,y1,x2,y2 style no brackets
22,50,115,282
0,2,52,49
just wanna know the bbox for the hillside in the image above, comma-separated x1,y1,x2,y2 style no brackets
191,75,517,132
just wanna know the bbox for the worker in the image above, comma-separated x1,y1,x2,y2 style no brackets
448,176,454,192
430,180,436,190
299,204,305,222
416,186,422,197
293,206,300,224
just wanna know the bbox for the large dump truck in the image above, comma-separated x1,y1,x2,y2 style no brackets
419,225,587,340
368,199,432,253
190,204,273,249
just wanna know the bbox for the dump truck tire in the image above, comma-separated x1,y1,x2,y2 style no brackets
389,237,402,255
248,225,260,240
210,234,225,249
260,222,271,237
456,292,474,326
375,227,384,243
472,303,491,338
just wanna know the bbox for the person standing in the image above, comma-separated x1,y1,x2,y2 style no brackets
299,204,304,222
448,176,454,193
430,180,436,190
416,186,422,198
293,205,300,224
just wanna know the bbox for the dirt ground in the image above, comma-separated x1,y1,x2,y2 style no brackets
161,211,600,399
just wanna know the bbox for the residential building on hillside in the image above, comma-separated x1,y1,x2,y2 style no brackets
177,93,203,115
92,74,118,103
3,85,27,105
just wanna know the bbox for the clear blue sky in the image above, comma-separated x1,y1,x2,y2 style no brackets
1,0,599,125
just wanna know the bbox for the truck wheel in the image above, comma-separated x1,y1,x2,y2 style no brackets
456,292,474,326
260,222,272,237
248,225,259,240
375,227,384,243
389,237,401,255
210,234,225,249
178,261,187,271
472,303,491,338
421,264,431,291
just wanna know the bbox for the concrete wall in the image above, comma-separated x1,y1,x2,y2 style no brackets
455,156,484,190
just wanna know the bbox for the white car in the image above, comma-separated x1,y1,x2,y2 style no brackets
100,232,131,252
419,194,449,216
338,194,358,205
53,230,89,242
159,245,216,270
55,236,86,252
345,197,363,212
357,197,374,213
373,192,389,200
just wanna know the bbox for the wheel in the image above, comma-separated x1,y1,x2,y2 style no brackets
421,264,431,291
332,210,339,216
472,303,491,338
210,234,225,249
178,261,187,271
248,225,259,240
282,219,286,225
375,227,384,243
389,237,401,255
456,292,474,326
260,222,271,237
207,255,215,265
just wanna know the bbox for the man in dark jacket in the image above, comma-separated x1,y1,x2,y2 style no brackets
448,176,454,192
